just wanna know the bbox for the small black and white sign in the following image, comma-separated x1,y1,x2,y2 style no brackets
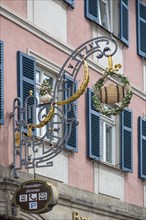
19,194,27,202
39,192,47,200
29,193,37,201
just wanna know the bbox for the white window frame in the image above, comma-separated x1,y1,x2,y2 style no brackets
98,0,111,31
112,0,120,36
143,60,146,92
27,0,67,43
36,67,56,99
100,114,116,165
98,0,120,36
27,49,61,142
36,67,56,138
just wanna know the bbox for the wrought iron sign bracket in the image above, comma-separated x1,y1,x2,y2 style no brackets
9,36,118,178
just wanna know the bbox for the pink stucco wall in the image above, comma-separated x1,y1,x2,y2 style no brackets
68,68,95,192
0,0,145,207
1,0,27,18
67,0,92,48
125,95,144,206
123,1,144,206
0,17,68,166
123,1,143,90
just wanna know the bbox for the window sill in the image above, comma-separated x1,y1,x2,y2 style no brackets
93,23,126,47
100,160,119,169
94,160,124,175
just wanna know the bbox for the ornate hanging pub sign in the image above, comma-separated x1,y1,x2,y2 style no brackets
13,180,58,214
9,36,133,178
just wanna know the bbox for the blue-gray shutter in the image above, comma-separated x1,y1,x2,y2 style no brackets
64,0,75,8
0,41,4,125
138,117,146,179
64,75,78,152
136,0,146,58
120,108,133,172
120,0,129,45
87,88,100,160
85,0,98,24
17,51,36,125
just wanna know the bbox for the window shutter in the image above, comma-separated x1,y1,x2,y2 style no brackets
17,51,36,125
85,0,98,23
120,0,129,45
136,0,146,58
64,75,78,152
120,108,133,172
0,41,4,125
87,88,100,160
64,0,75,8
138,117,146,179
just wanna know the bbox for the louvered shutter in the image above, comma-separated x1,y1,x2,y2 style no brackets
138,117,146,179
17,51,36,125
120,0,129,45
87,88,100,160
120,108,133,172
85,0,98,23
64,75,78,152
64,0,75,8
0,41,4,125
136,0,146,58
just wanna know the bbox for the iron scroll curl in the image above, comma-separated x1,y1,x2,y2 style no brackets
10,36,118,175
28,36,118,133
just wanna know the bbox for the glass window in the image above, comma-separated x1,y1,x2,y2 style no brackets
112,0,120,37
143,62,146,92
36,69,41,84
36,67,56,139
100,113,116,165
98,0,120,36
98,0,111,31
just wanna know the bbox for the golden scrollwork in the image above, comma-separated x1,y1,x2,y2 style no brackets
27,105,55,137
56,60,89,105
15,130,20,146
27,60,89,136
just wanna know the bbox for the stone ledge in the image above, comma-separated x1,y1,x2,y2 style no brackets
0,166,145,220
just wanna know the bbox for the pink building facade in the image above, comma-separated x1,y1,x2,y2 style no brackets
0,0,146,219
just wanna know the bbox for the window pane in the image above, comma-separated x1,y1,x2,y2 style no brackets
106,125,112,163
36,70,41,83
99,0,110,30
100,121,104,160
143,63,146,92
113,0,120,36
36,69,57,141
